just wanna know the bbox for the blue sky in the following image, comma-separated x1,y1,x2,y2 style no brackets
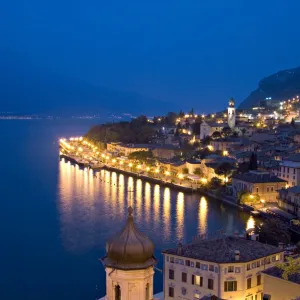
1,0,300,113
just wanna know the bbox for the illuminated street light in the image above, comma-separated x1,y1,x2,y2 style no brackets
223,150,228,156
129,163,133,167
146,167,150,171
178,174,183,179
165,171,170,176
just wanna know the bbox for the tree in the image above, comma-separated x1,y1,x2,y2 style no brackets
166,112,177,125
222,126,232,137
276,257,300,280
211,131,222,139
291,118,296,129
128,150,153,161
239,191,260,205
202,136,211,146
249,152,258,170
194,168,201,175
255,219,291,246
178,110,185,117
241,128,247,136
215,162,234,181
183,168,189,174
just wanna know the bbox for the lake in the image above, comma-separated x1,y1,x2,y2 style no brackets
1,119,252,300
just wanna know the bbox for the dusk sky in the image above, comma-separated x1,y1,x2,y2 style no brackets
1,0,300,114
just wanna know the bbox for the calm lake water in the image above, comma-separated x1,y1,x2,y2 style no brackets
1,119,252,300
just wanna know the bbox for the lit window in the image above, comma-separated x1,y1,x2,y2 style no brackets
192,275,203,287
275,255,280,261
194,293,201,299
182,272,187,283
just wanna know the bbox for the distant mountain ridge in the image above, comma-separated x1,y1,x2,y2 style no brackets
0,59,172,116
239,66,300,109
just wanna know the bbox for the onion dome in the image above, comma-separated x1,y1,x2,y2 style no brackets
101,207,156,270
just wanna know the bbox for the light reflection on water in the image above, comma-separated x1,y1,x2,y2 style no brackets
58,159,252,254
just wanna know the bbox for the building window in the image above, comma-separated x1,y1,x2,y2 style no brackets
185,260,191,267
170,257,174,263
196,262,201,269
252,262,256,269
208,278,214,290
266,257,271,264
182,272,187,283
166,256,169,262
201,264,208,270
209,264,214,271
271,187,274,192
247,278,252,289
115,285,121,300
247,263,251,270
267,187,269,192
168,287,174,298
169,269,174,280
246,296,253,300
275,255,280,261
228,266,234,273
194,293,201,299
256,187,259,193
146,283,150,300
224,281,237,292
235,267,241,273
257,261,261,268
257,274,261,285
192,275,203,286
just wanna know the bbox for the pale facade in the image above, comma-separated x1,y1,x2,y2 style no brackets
106,143,150,156
162,237,284,300
262,271,300,300
276,160,300,187
232,171,287,202
200,121,226,140
278,186,300,218
104,267,154,300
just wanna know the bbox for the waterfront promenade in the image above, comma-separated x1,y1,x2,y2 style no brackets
59,137,240,208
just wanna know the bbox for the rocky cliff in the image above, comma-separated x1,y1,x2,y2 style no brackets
239,66,300,109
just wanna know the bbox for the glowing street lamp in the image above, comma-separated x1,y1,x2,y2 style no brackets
201,178,208,184
155,168,160,173
146,167,150,172
129,163,133,167
165,171,170,176
178,174,183,179
223,150,228,156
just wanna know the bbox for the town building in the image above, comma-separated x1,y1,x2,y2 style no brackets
152,145,181,160
162,236,284,300
200,121,227,140
276,154,300,187
278,186,300,219
100,207,160,300
232,170,286,202
228,98,236,129
262,265,300,300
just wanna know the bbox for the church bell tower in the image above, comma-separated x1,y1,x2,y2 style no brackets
101,207,156,300
228,98,236,129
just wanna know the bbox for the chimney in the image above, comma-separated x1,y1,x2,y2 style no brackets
234,250,240,261
177,243,183,255
278,242,284,250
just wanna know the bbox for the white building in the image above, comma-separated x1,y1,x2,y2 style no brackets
162,236,284,300
278,186,300,219
276,154,300,187
200,121,227,140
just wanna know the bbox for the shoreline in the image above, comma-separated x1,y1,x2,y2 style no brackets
60,153,240,208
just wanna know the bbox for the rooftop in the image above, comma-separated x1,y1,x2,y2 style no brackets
232,171,286,183
162,236,282,263
282,186,300,194
262,266,300,285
